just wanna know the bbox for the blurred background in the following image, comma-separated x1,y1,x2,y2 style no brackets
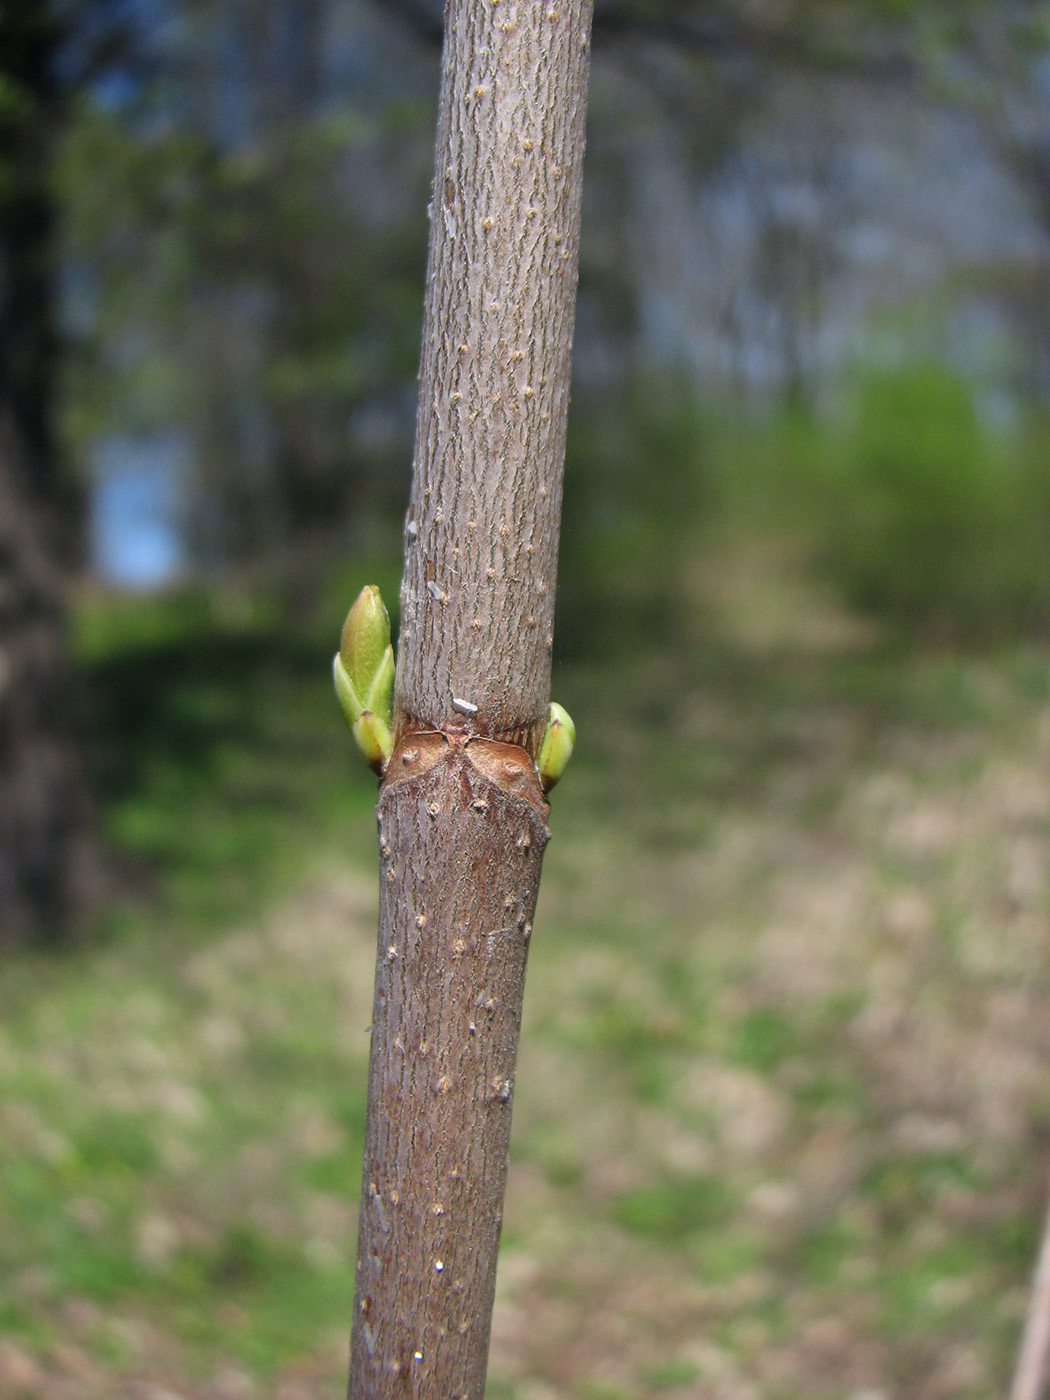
3,1,1050,1396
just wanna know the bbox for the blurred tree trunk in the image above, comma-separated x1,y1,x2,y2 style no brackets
347,0,593,1395
0,7,98,946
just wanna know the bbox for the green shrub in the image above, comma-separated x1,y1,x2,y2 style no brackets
809,367,1050,642
558,363,1050,652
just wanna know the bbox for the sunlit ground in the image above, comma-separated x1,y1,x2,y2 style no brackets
2,540,1049,1399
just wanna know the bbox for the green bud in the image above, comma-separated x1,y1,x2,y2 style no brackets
335,587,397,774
352,710,393,775
340,586,391,701
333,651,364,731
537,701,575,793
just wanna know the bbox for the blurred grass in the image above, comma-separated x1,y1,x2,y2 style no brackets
3,403,1050,1395
74,574,395,938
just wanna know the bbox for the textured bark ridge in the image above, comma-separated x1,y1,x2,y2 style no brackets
349,735,549,1399
397,0,593,752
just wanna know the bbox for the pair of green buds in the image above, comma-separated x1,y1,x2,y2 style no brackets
334,585,575,792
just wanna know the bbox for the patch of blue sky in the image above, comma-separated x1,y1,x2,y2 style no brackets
91,434,185,589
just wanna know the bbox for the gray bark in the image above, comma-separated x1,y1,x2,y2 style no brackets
0,5,99,946
0,419,95,947
348,1,593,1396
395,0,593,753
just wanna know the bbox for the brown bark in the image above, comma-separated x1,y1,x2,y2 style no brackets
348,1,593,1396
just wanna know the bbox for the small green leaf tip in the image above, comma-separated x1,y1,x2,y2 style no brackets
335,586,396,775
365,642,395,721
537,701,575,793
333,652,364,729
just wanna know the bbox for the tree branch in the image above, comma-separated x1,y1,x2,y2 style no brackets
1012,1177,1050,1400
346,0,593,1394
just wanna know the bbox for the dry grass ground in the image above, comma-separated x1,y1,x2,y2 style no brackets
2,560,1050,1399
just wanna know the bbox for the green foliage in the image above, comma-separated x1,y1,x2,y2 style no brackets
642,1359,701,1391
560,378,712,657
564,362,1050,657
731,1007,798,1072
613,1174,732,1242
699,367,1050,645
77,586,379,932
57,85,429,563
807,368,1050,641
